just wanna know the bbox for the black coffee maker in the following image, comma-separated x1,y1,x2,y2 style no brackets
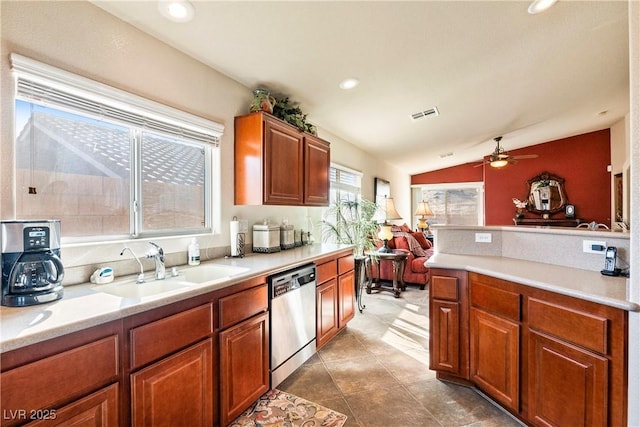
1,220,64,307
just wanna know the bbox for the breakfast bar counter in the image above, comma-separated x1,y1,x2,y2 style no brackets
426,253,638,312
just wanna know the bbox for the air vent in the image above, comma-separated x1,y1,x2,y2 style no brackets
439,152,454,158
410,106,440,121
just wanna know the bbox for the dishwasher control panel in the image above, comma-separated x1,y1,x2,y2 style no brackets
269,263,316,299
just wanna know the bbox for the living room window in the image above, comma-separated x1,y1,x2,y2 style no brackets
11,54,223,242
412,182,484,227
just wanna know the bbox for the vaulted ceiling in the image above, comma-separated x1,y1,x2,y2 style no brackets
91,0,629,175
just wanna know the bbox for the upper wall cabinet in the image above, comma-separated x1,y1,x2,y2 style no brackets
235,112,330,206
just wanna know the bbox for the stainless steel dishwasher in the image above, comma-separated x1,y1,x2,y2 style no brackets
269,263,317,388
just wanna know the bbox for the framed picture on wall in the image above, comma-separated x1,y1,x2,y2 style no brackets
614,173,623,221
374,177,390,206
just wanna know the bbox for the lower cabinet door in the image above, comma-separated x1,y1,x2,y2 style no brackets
470,308,520,412
26,383,118,427
528,331,608,427
430,299,460,375
219,312,270,426
131,339,213,427
338,270,355,328
316,279,339,348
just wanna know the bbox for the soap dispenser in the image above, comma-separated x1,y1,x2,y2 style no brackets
188,238,200,266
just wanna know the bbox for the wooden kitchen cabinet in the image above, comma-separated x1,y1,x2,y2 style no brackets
469,276,521,412
131,339,214,426
316,277,339,348
526,294,626,427
316,252,356,348
128,302,215,427
338,254,355,328
0,321,121,427
429,269,469,381
235,112,330,206
219,284,269,426
429,271,628,426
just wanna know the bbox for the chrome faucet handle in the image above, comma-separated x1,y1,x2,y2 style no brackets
146,242,165,280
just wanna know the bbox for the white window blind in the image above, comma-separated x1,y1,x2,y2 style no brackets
11,53,223,145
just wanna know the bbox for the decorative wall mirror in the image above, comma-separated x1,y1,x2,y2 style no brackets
526,172,568,214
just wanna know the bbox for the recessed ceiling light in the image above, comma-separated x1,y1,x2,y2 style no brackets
528,0,558,14
158,0,194,23
339,78,359,90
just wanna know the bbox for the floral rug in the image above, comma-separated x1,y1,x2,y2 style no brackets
229,389,347,427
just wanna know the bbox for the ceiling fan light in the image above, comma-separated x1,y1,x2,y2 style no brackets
490,159,509,168
528,0,558,15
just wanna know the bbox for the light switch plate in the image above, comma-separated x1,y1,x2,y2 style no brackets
475,233,492,243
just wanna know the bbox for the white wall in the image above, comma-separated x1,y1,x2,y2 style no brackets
0,1,404,283
627,0,640,424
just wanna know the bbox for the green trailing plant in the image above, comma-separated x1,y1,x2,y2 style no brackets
321,198,380,257
272,97,317,135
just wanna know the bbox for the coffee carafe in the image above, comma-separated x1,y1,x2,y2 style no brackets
1,220,64,307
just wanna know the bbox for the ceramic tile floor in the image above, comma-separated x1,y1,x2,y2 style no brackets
278,285,524,427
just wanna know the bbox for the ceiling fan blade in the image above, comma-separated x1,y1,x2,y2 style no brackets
511,154,539,159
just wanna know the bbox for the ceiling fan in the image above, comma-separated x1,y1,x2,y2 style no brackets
475,136,539,168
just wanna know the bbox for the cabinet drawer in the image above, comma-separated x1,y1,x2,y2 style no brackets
1,335,119,418
130,303,213,370
431,275,459,301
471,282,521,321
528,298,608,355
219,284,268,330
317,260,337,283
338,254,354,275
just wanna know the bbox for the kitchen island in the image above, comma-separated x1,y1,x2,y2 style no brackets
426,251,634,427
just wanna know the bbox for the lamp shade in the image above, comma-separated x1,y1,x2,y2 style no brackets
381,197,402,221
414,201,433,217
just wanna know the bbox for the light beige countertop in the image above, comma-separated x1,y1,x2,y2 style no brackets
426,253,638,312
0,244,352,353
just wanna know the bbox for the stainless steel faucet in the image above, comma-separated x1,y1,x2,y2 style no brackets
146,242,165,280
120,246,145,283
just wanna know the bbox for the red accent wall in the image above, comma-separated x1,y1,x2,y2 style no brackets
412,130,612,225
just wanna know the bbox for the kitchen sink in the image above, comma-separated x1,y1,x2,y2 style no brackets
94,279,191,299
172,264,249,284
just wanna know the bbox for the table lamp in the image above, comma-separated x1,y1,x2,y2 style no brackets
378,196,402,253
414,201,433,232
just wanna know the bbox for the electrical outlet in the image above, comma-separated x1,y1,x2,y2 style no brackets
582,240,606,254
475,233,492,243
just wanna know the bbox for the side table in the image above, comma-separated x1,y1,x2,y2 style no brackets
365,249,409,298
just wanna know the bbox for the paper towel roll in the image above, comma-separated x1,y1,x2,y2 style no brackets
230,220,240,256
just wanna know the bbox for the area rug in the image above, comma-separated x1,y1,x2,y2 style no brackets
229,389,348,427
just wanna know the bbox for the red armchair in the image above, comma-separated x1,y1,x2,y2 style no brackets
375,229,434,290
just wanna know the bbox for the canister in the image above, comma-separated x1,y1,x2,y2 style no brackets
252,224,281,253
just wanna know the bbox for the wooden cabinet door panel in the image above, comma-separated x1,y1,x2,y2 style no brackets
316,279,339,348
470,308,520,412
303,135,330,206
220,312,270,426
338,270,355,328
528,331,608,427
131,339,213,427
430,300,460,374
264,119,304,205
26,384,118,427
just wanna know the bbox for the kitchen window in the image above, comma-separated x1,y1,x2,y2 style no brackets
412,182,484,227
329,163,362,203
11,54,223,242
